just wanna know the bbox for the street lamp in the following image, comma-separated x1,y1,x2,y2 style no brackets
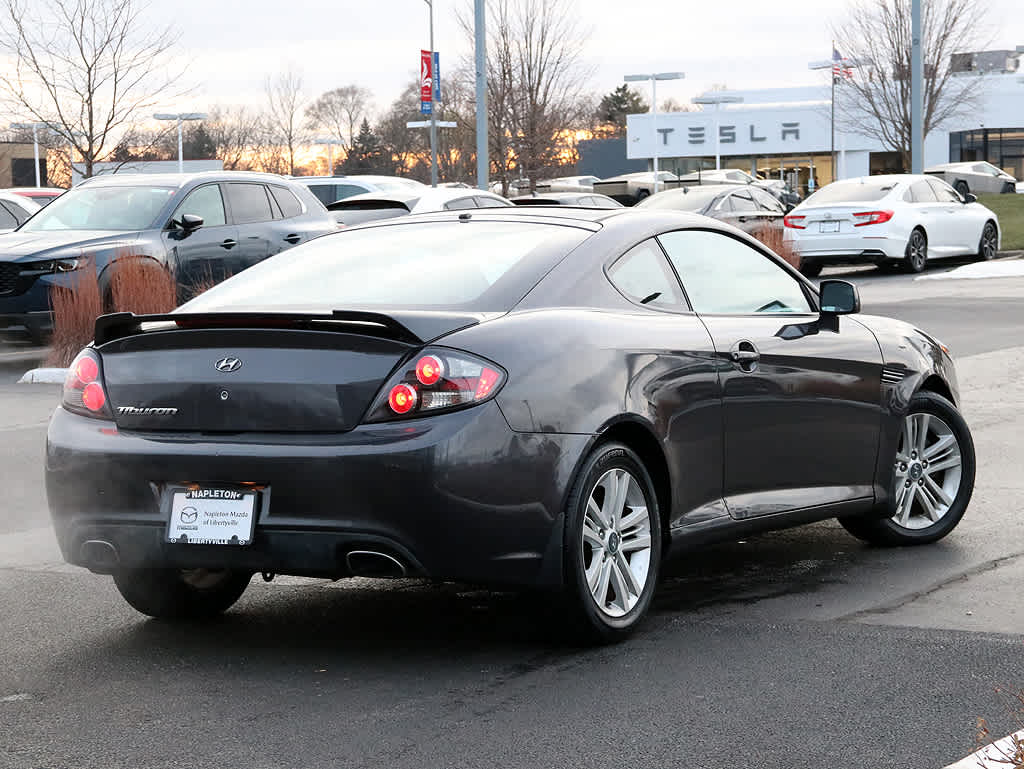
10,122,48,187
624,72,685,193
691,93,743,170
423,0,439,187
153,112,208,173
314,137,343,175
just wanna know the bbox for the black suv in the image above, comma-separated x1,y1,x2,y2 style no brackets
0,171,337,342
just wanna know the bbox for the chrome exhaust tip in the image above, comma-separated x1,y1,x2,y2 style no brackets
345,550,407,578
79,539,120,574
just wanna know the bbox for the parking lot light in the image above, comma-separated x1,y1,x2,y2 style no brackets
153,112,209,173
691,93,743,170
624,72,685,193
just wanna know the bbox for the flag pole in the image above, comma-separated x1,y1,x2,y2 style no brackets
831,39,836,183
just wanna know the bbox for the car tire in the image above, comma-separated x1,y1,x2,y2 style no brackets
798,260,823,277
1001,182,1015,195
560,442,662,644
903,228,928,273
977,221,998,261
840,391,975,546
112,568,252,619
953,180,970,198
635,189,650,202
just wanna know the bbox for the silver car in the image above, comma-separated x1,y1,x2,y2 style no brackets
592,171,680,205
925,162,1017,196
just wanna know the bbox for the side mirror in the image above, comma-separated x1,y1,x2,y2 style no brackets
964,193,977,204
820,279,861,315
180,213,204,231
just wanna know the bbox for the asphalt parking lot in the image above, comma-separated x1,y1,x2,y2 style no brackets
2,263,1023,769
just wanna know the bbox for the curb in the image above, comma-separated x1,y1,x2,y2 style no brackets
18,367,68,384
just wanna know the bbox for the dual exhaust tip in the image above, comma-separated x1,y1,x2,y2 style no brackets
78,540,408,579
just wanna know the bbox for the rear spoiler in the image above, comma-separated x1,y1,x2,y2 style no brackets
94,309,489,347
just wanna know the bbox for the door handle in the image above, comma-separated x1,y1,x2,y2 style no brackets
283,233,301,244
729,340,760,372
730,349,760,363
220,239,237,250
737,216,749,223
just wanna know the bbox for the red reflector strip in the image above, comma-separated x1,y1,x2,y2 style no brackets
475,368,500,400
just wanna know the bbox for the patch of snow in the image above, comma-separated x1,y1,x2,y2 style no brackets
945,730,1024,768
917,260,1024,281
17,367,68,384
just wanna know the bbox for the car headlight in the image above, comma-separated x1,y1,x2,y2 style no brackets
25,258,80,274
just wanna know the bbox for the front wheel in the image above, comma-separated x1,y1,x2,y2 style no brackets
903,229,928,273
112,568,252,619
799,259,823,278
561,443,661,643
977,221,998,261
954,180,970,198
840,392,975,546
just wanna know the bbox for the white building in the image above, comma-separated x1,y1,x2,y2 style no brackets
625,48,1024,194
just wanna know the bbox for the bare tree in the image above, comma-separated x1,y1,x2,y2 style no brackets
376,79,429,181
0,0,183,178
264,67,306,175
306,85,373,154
204,106,262,170
833,0,988,170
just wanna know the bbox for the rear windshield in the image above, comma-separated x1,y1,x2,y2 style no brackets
182,220,593,312
636,187,724,211
804,181,895,205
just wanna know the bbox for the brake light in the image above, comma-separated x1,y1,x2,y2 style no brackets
367,348,507,422
783,215,806,229
853,210,894,227
63,349,112,418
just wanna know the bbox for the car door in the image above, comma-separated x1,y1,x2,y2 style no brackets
266,184,315,253
223,182,276,271
658,228,883,518
749,187,786,233
721,191,760,233
161,183,240,292
926,177,976,253
903,180,947,253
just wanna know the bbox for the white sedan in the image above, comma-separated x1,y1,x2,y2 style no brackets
783,174,1000,276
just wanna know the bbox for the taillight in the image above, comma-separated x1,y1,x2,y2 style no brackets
364,348,507,423
783,215,806,229
853,210,894,227
62,348,113,419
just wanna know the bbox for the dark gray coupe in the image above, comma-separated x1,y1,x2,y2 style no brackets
46,207,975,642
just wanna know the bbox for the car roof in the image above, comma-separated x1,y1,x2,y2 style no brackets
511,192,609,203
6,186,65,194
76,171,292,188
0,190,41,209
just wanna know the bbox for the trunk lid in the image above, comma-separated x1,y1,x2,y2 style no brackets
795,205,871,235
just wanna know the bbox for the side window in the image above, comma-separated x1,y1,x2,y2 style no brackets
730,192,758,212
308,184,335,206
751,188,784,212
270,186,303,218
173,184,226,227
444,197,477,210
927,177,961,203
658,230,812,314
715,195,734,212
225,183,274,224
607,239,687,311
472,195,508,208
0,203,18,229
334,183,367,201
908,181,937,203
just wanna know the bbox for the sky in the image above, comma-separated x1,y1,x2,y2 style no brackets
148,0,1024,118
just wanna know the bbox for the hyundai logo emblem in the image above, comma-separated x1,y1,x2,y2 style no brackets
215,357,242,373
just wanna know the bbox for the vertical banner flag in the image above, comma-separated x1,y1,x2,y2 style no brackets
420,49,433,102
433,51,441,104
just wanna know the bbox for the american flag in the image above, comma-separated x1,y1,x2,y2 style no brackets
832,47,854,81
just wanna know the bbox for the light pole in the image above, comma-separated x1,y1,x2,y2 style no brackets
474,0,488,190
424,0,439,187
691,93,743,170
624,72,685,193
910,0,923,173
315,137,343,175
153,112,208,173
10,122,48,187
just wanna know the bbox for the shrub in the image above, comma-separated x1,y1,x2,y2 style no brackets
46,257,101,367
753,226,800,270
110,255,176,316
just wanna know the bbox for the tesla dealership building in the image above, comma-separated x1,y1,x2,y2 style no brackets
625,48,1024,195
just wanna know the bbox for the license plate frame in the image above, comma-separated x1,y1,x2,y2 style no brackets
165,485,259,546
819,221,841,233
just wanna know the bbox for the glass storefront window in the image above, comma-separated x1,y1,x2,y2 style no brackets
950,128,1024,179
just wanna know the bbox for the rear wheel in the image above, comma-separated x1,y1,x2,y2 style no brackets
798,259,823,278
112,568,252,619
635,189,650,202
953,180,970,198
903,229,928,273
561,442,661,643
840,392,975,546
977,221,998,261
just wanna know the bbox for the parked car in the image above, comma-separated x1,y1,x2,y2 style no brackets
0,172,337,343
327,188,513,227
635,184,785,235
537,175,603,193
925,162,1017,196
7,186,65,207
511,192,622,208
593,172,680,205
784,174,1001,276
677,169,802,210
0,190,41,232
294,175,426,206
47,207,975,643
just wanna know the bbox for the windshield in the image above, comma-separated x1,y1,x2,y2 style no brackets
19,185,176,231
803,181,895,205
636,188,724,212
182,220,592,312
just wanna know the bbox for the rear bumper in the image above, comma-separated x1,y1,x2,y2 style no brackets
46,402,589,588
786,231,906,265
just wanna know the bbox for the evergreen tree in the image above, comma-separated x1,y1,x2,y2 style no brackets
343,119,390,174
595,85,648,136
183,122,217,160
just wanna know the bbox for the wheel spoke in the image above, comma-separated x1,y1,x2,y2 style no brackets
620,532,652,553
593,557,612,608
924,475,953,508
916,483,940,521
619,505,648,531
587,495,609,529
924,434,956,461
607,560,632,613
897,483,917,526
903,417,916,459
915,414,930,455
582,519,604,548
927,454,962,474
613,553,641,600
603,470,630,528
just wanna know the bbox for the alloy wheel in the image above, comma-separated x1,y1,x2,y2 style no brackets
581,468,653,618
980,223,997,260
891,412,963,530
906,231,927,272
